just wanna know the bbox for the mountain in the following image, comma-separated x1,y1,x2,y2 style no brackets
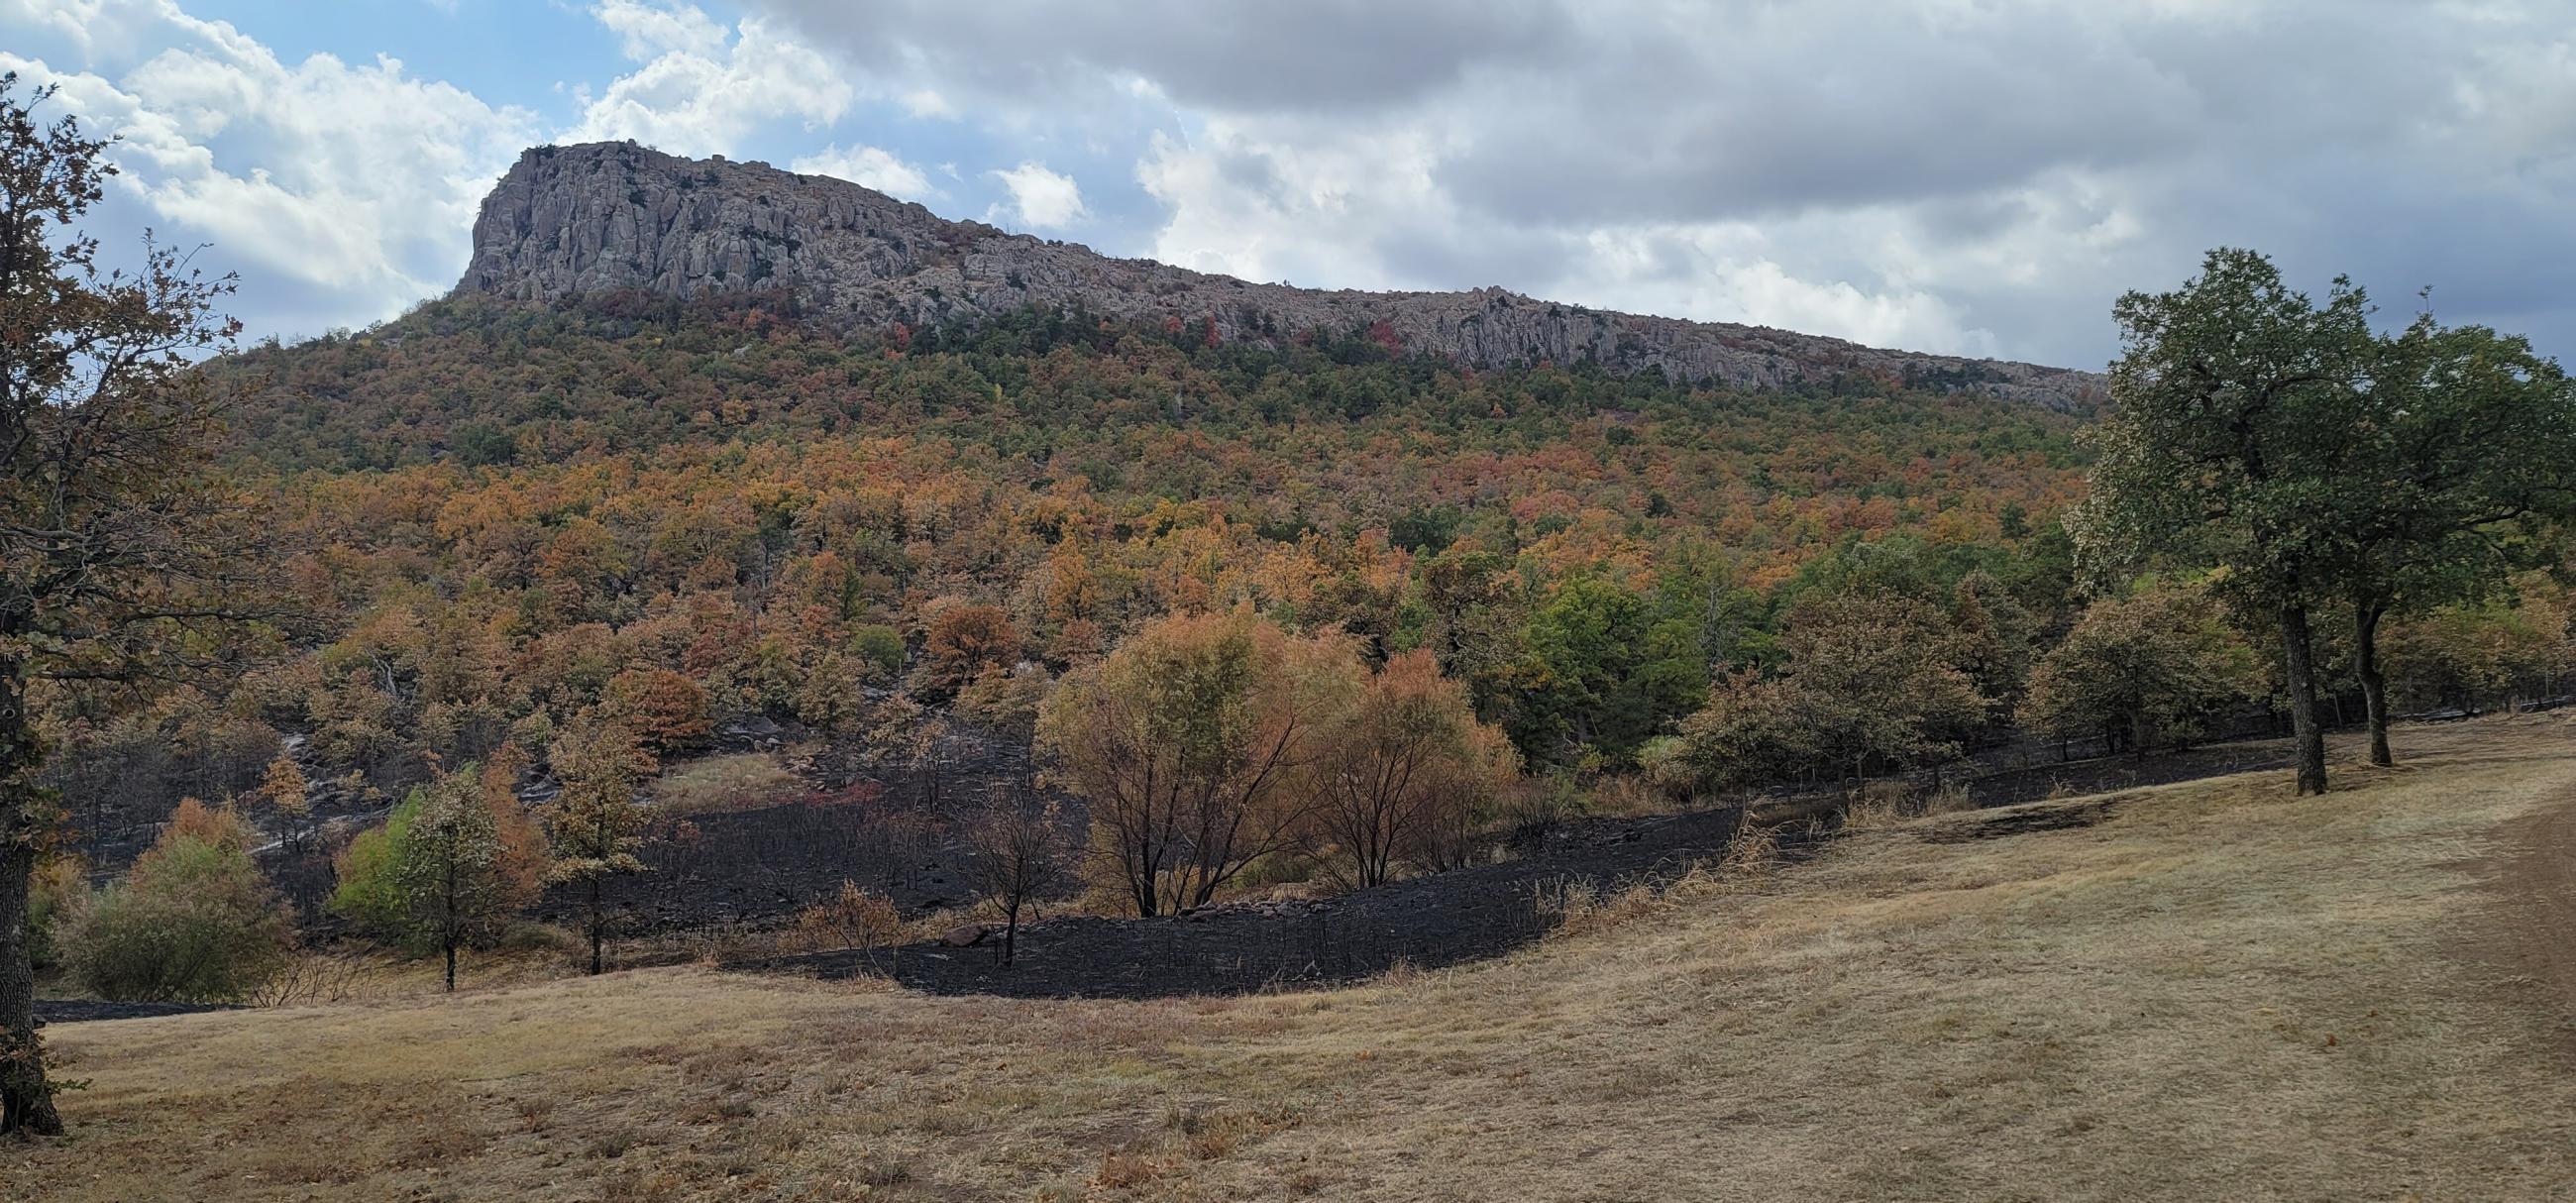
455,142,2103,412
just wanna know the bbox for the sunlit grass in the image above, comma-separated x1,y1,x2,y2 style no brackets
19,718,2576,1201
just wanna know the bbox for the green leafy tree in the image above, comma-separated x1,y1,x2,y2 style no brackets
2019,583,2261,755
1947,571,2037,721
1507,577,1704,768
1640,671,1809,797
1411,548,1528,718
0,75,268,1135
2071,248,2375,795
1770,594,1988,781
850,623,908,678
328,791,422,941
1648,594,1986,794
2330,310,2576,765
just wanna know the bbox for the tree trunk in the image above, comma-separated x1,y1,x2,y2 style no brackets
2280,604,2328,796
444,937,458,994
588,878,603,976
1002,901,1020,967
2,650,64,1135
1,840,62,1137
2355,605,2393,768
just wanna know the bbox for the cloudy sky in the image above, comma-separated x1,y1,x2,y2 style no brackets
5,0,2570,368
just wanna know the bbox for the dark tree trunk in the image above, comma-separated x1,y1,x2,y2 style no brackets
2,840,61,1137
1002,900,1020,966
444,937,458,994
2280,603,2328,796
3,651,64,1135
2355,605,2393,768
587,879,604,976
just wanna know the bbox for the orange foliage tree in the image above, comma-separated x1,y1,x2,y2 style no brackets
914,602,1023,701
1036,610,1356,916
1305,651,1519,890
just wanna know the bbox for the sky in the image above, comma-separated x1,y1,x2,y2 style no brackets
4,0,2571,369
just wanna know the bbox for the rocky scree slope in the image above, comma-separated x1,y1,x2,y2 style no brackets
456,142,2103,411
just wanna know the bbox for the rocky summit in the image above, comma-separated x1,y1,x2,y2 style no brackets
456,141,2103,410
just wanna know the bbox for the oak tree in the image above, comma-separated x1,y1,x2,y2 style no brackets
1,75,267,1135
399,768,511,993
2019,582,2260,755
2072,249,2375,795
2331,311,2576,765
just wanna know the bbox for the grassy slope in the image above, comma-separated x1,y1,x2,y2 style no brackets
13,719,2576,1202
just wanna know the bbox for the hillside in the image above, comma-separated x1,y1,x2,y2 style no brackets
455,142,2105,411
94,287,2094,840
20,718,2576,1201
35,130,2143,966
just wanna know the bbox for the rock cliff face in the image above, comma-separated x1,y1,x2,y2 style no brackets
457,142,2103,410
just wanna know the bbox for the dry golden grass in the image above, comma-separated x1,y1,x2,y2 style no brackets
15,718,2576,1201
649,751,805,816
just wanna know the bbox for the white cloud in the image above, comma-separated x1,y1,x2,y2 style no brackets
987,162,1087,229
0,0,537,332
1135,123,1991,355
750,0,2576,364
791,143,935,201
564,3,852,159
899,88,952,119
592,0,726,59
15,0,2571,363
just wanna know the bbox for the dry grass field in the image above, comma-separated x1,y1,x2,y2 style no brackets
12,717,2576,1201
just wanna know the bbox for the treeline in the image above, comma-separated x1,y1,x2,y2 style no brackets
18,278,2576,1009
39,280,2575,879
39,293,2093,835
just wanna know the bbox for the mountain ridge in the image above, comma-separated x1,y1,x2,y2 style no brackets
456,141,2104,411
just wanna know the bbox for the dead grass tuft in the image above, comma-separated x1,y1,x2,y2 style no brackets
1093,1147,1167,1189
1840,778,1978,831
1531,873,1674,936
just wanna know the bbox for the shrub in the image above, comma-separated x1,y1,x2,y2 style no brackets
1496,775,1586,852
61,800,294,1002
330,790,423,946
24,854,85,973
789,881,905,961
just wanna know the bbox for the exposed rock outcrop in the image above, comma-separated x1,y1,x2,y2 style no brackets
457,142,2103,410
